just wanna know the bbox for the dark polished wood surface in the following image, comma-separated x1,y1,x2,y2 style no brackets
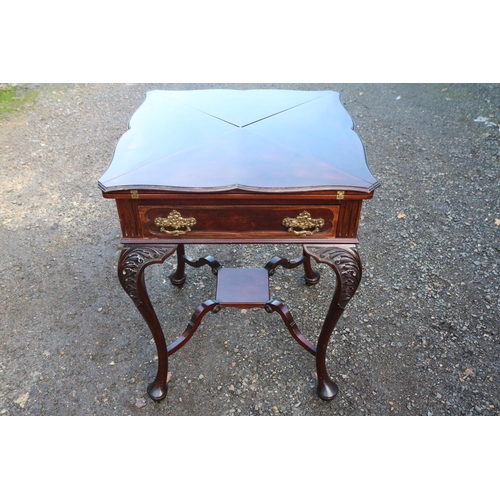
99,89,378,194
216,268,270,306
100,90,379,403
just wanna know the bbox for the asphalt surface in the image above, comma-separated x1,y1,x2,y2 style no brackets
1,83,499,416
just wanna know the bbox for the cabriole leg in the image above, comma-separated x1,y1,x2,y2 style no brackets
118,244,177,401
303,244,362,401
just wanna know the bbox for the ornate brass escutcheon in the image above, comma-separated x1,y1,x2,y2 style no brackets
282,210,324,236
154,210,197,235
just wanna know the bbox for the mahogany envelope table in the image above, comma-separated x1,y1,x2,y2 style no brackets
98,89,379,403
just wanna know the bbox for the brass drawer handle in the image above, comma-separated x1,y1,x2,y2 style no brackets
154,210,197,235
282,210,324,236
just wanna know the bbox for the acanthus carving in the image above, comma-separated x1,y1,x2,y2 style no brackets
303,245,361,308
118,245,176,306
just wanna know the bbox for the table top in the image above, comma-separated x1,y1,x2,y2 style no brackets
98,89,379,196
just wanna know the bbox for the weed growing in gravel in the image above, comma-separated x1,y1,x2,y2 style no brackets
0,85,39,117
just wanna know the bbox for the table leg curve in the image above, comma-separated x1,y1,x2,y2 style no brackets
170,244,223,286
118,244,177,401
264,247,320,286
303,244,362,401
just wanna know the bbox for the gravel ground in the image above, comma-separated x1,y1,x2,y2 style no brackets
1,83,499,416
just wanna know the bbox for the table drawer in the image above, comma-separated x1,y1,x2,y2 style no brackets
138,205,340,239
